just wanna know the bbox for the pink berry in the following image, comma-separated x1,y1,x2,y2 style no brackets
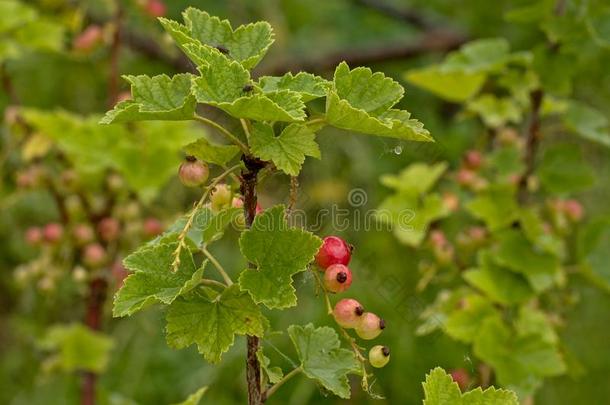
315,236,352,269
442,192,459,212
429,230,447,248
43,223,63,243
333,298,364,329
98,217,121,242
368,345,390,368
145,0,166,17
564,199,584,222
83,243,106,267
112,260,128,289
178,157,209,187
450,368,470,391
255,203,263,215
232,196,244,208
73,223,95,244
324,264,352,293
73,25,103,52
355,312,385,340
143,217,163,237
464,150,483,169
25,227,43,245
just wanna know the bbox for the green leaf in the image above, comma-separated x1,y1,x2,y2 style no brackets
445,294,502,343
326,62,432,141
422,367,462,404
171,387,208,405
258,72,330,102
493,229,560,292
377,193,449,247
536,143,596,194
463,252,534,306
101,74,196,124
422,367,518,405
160,8,274,69
39,324,113,373
238,205,322,309
250,123,320,176
474,317,565,396
466,94,522,128
466,186,519,231
183,137,240,166
405,67,486,102
288,324,359,399
113,237,204,317
577,217,610,292
191,48,305,122
257,349,284,384
443,38,512,73
165,285,267,363
563,101,610,147
161,206,240,249
380,162,447,196
519,208,565,257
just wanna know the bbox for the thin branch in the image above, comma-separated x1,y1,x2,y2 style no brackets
172,164,242,272
262,367,302,401
351,0,434,30
201,247,233,286
518,90,543,203
193,115,249,154
200,278,228,289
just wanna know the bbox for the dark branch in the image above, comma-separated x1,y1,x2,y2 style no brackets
351,0,435,30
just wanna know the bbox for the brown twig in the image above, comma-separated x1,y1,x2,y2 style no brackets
518,90,543,203
351,0,435,30
240,154,267,405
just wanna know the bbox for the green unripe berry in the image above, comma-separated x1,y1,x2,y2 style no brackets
368,345,390,368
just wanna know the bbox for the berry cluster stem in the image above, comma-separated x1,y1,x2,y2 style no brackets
171,164,241,272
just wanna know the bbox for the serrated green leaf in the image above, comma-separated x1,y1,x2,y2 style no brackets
405,67,486,102
250,123,320,176
494,229,560,292
443,38,512,73
238,205,322,309
191,49,305,122
165,284,266,363
39,324,113,373
380,162,447,196
474,317,565,396
101,74,196,124
171,387,208,405
160,8,273,69
258,72,330,102
466,186,519,231
422,367,462,405
288,324,359,399
183,137,240,166
563,102,610,147
422,367,518,405
519,208,565,257
326,63,432,141
464,252,534,306
113,238,204,317
537,143,596,194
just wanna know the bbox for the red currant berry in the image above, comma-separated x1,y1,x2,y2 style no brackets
564,199,584,222
43,223,63,243
355,312,385,340
73,25,104,52
368,345,390,368
73,223,95,245
143,217,163,237
315,236,352,269
25,227,43,245
83,243,107,267
145,0,166,17
464,149,483,170
333,298,364,329
450,368,470,391
179,157,209,187
98,217,121,242
323,264,352,293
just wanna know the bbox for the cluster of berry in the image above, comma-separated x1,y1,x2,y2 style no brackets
315,236,390,368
